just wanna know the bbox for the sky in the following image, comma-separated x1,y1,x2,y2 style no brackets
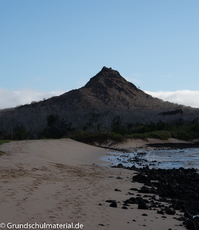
0,0,199,109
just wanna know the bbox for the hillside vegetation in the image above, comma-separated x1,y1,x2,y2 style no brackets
69,119,199,146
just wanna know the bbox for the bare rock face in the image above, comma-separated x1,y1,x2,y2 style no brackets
0,66,199,138
82,67,138,110
85,66,138,93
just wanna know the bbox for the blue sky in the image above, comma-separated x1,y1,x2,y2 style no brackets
1,0,199,109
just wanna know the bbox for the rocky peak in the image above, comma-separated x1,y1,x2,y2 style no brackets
84,66,138,92
97,66,121,78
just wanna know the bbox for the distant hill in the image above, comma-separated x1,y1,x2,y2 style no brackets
0,66,199,139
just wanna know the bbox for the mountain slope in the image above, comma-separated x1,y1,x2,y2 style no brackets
60,67,176,112
0,67,199,138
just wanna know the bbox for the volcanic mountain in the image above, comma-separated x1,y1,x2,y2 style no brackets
0,67,199,138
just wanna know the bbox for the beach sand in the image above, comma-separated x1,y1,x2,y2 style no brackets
0,139,186,230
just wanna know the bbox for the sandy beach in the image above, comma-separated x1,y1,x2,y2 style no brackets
0,138,187,230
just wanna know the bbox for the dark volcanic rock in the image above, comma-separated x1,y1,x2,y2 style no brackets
105,200,115,203
157,209,164,215
133,174,150,184
184,219,197,230
116,176,123,179
147,142,199,149
113,162,199,229
165,207,176,215
123,196,149,210
132,166,199,229
109,201,117,208
138,186,154,194
114,189,121,192
138,201,148,210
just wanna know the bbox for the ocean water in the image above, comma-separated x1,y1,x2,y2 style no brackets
101,148,199,170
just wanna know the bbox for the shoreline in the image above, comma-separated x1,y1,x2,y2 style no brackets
102,137,199,152
0,138,196,229
106,138,199,229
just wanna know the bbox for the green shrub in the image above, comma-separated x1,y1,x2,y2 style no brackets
13,128,32,140
0,151,5,156
0,140,10,156
148,130,171,140
0,140,11,145
70,131,125,146
170,122,199,140
128,133,148,140
171,130,192,141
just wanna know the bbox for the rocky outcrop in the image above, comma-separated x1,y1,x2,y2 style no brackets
111,163,199,229
159,109,183,116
